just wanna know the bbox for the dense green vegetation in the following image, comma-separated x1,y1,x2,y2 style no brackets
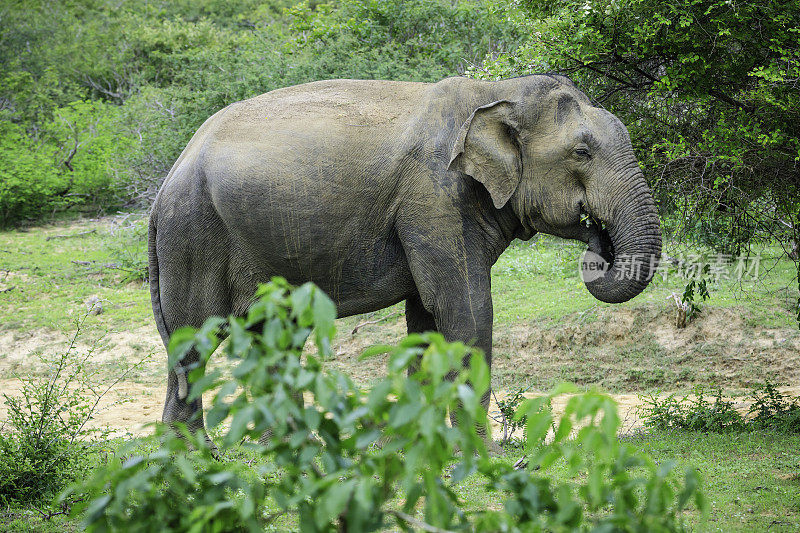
0,0,517,226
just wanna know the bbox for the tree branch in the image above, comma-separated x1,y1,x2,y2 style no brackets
707,88,753,111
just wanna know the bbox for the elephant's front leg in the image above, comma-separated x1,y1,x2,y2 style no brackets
420,283,502,454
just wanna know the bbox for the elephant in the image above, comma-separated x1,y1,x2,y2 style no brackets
148,74,661,448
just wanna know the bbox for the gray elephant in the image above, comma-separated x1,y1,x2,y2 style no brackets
148,75,661,446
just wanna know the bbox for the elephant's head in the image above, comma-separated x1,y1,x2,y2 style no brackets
449,77,661,304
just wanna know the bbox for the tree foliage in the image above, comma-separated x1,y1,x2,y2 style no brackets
0,0,516,226
481,0,799,254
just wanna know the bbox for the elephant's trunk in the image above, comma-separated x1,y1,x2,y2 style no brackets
582,170,662,304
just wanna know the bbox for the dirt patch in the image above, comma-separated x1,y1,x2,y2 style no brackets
1,326,163,377
0,378,220,439
2,305,799,438
493,305,800,392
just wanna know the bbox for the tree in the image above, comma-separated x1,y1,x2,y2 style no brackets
479,0,800,324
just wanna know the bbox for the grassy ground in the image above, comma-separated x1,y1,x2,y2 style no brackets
0,215,150,335
1,429,798,532
2,215,800,530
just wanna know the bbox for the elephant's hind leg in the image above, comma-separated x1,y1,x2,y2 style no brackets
162,346,207,435
155,230,234,442
405,293,437,376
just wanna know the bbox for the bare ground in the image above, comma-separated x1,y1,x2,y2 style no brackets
2,305,799,438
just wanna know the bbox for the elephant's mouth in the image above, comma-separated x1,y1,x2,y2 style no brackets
577,197,662,303
580,207,615,282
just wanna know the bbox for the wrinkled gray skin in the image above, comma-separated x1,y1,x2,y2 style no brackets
149,75,661,446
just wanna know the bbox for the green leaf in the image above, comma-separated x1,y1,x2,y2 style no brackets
524,409,553,451
360,344,394,359
354,428,381,449
290,283,314,326
226,406,256,444
388,348,421,373
320,478,356,525
388,402,422,429
468,351,490,395
312,288,336,335
422,345,450,381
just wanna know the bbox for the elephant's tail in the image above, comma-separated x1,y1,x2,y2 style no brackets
148,209,171,348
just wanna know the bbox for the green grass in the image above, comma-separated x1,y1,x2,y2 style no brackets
630,430,800,532
492,235,798,328
0,216,151,336
2,428,796,532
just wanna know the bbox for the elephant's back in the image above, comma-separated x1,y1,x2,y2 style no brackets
228,79,431,129
195,80,430,220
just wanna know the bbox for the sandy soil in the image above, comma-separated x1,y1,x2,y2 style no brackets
2,306,799,440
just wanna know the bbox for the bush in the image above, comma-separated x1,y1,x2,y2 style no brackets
0,320,124,506
641,387,745,432
0,100,132,226
105,214,150,282
748,382,800,433
0,121,64,227
641,383,800,433
494,385,530,443
70,278,704,532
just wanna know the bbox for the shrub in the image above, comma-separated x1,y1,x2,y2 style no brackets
641,383,800,433
494,386,530,443
0,121,64,227
748,382,800,433
105,214,150,282
0,320,127,506
0,100,132,227
70,278,704,532
641,387,744,432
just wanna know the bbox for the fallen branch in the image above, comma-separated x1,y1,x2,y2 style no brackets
46,229,96,241
31,501,71,521
71,260,139,273
70,261,127,272
0,286,15,293
351,311,401,335
390,510,456,533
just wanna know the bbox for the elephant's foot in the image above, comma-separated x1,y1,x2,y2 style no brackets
162,418,219,456
483,437,504,457
162,394,218,455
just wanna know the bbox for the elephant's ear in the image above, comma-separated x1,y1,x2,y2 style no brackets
448,100,521,209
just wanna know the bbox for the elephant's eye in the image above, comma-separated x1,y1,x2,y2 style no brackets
575,147,591,158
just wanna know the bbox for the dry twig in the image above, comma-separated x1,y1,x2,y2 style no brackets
45,230,96,241
351,311,401,335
